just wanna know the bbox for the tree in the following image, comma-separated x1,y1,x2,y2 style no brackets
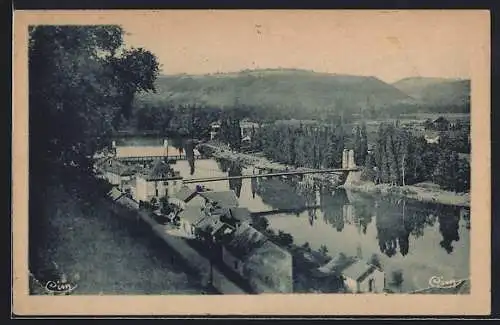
369,253,382,270
29,26,159,178
276,230,294,247
319,245,329,257
391,270,404,292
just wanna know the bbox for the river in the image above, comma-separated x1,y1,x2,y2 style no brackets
117,137,471,293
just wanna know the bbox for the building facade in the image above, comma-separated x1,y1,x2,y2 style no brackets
135,160,183,202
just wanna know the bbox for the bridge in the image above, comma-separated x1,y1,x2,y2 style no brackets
250,206,322,217
182,168,360,184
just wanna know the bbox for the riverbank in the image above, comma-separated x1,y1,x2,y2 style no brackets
341,180,470,208
198,142,470,208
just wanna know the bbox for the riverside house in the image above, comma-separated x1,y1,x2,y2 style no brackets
341,259,385,293
221,224,293,293
169,185,206,209
178,206,206,239
96,157,136,191
200,190,240,209
135,159,183,202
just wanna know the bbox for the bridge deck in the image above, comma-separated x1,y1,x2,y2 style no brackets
183,168,359,184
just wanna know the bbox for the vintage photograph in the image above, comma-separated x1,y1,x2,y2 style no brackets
13,9,491,315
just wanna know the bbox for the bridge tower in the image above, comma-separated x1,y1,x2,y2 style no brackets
342,149,356,169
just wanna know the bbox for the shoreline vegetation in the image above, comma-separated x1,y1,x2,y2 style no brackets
199,142,470,208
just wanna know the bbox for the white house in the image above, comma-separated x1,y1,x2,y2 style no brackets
341,259,385,293
135,159,183,203
169,185,206,209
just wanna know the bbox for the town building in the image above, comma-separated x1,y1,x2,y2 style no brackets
200,190,240,209
221,224,293,293
341,259,385,293
169,185,206,209
95,157,136,191
178,206,206,239
135,159,183,203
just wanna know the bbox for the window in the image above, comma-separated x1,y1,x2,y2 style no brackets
155,189,159,197
234,261,238,269
163,181,168,186
368,278,374,292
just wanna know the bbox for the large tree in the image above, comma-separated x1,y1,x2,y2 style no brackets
29,25,160,179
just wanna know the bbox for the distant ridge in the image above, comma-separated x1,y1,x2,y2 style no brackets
392,76,470,107
136,68,412,119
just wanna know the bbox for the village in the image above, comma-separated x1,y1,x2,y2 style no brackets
93,141,392,295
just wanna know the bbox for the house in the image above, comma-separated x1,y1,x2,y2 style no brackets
178,206,206,239
200,190,240,209
97,158,136,190
135,159,183,203
194,214,235,242
341,259,385,293
169,185,205,209
221,224,293,293
107,187,140,210
220,207,252,228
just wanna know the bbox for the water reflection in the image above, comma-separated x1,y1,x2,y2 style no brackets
248,171,468,258
199,156,469,292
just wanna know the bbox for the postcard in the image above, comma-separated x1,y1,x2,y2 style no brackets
12,9,491,316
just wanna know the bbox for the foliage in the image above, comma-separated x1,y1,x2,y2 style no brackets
391,270,404,287
319,245,329,257
252,215,269,232
369,253,382,270
257,119,346,169
29,25,159,181
370,121,469,192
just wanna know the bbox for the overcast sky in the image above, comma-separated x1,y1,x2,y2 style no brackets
120,10,486,83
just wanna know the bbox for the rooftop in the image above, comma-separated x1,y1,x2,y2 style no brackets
200,190,240,208
178,206,205,224
172,185,199,202
341,259,379,282
223,224,268,260
98,158,136,176
228,207,252,222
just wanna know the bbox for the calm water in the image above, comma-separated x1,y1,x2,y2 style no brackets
118,138,471,293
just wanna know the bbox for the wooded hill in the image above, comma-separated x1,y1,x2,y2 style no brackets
135,69,415,120
392,77,470,108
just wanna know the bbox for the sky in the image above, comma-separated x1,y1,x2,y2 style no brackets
119,10,487,83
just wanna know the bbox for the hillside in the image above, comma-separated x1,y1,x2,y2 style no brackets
392,77,470,108
135,69,412,120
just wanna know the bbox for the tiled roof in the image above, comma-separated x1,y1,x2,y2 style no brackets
107,187,125,201
178,206,205,224
341,259,378,282
172,185,199,202
223,225,268,260
99,158,135,176
228,207,251,222
200,190,240,208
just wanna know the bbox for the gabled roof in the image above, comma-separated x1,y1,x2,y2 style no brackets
172,185,199,202
178,206,205,224
223,224,268,260
99,158,135,176
107,187,125,201
341,259,379,282
228,207,251,222
200,190,239,208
